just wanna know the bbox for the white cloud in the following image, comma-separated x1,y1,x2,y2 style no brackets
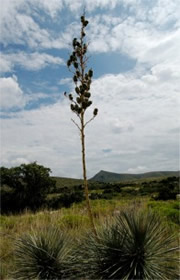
127,166,148,173
0,52,64,73
83,0,119,11
0,76,25,109
88,13,180,69
0,0,80,49
63,0,119,12
11,157,30,166
1,65,179,177
147,0,180,27
0,0,179,177
25,92,59,104
0,101,81,177
32,0,64,18
0,56,13,73
0,0,119,49
0,7,50,47
58,78,72,86
1,0,179,61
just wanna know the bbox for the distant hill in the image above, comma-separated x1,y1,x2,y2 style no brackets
90,170,179,183
52,176,83,189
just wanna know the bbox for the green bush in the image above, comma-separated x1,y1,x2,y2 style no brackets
90,192,103,200
46,190,84,209
155,177,179,200
59,191,84,207
76,209,179,279
121,186,138,196
148,201,180,225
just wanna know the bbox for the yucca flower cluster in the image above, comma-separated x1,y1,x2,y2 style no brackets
65,15,98,118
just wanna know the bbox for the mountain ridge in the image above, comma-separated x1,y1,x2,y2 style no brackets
90,170,179,182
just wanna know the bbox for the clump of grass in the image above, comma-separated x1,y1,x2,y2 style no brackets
58,214,90,229
0,236,16,280
90,199,117,218
77,208,179,279
13,226,76,279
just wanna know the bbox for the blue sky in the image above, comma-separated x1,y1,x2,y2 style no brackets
0,0,179,178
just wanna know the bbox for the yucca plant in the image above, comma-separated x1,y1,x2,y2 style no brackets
65,14,98,237
13,226,77,279
76,209,179,279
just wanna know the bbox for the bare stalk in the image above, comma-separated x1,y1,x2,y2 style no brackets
81,112,97,237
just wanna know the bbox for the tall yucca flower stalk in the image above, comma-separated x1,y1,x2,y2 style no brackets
65,15,98,237
76,209,179,279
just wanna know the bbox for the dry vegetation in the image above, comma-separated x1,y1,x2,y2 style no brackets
0,197,179,279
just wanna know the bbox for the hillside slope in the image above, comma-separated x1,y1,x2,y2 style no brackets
90,170,179,183
52,177,83,189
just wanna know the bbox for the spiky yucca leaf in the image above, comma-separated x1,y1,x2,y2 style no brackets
14,226,76,280
77,209,179,280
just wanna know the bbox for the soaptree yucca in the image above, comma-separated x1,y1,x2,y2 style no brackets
77,209,179,279
14,226,76,279
65,15,98,237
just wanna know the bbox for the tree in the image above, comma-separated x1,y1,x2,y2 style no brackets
65,15,98,237
156,177,179,200
0,162,56,213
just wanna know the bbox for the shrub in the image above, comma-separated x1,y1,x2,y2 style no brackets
59,190,84,207
45,190,84,209
90,192,103,200
76,209,179,279
45,194,63,209
148,201,180,225
166,208,179,225
14,226,76,279
121,186,138,196
155,177,179,200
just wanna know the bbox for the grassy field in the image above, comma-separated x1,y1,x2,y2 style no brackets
0,195,179,279
0,175,179,279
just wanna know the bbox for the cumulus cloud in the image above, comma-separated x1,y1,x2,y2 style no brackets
0,0,79,49
1,65,179,177
0,56,12,73
64,0,120,12
0,0,64,47
32,0,64,18
0,52,64,73
0,0,179,177
88,13,180,70
0,0,120,49
127,166,148,173
0,75,25,110
58,78,72,86
1,0,179,62
0,12,50,47
0,101,81,177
